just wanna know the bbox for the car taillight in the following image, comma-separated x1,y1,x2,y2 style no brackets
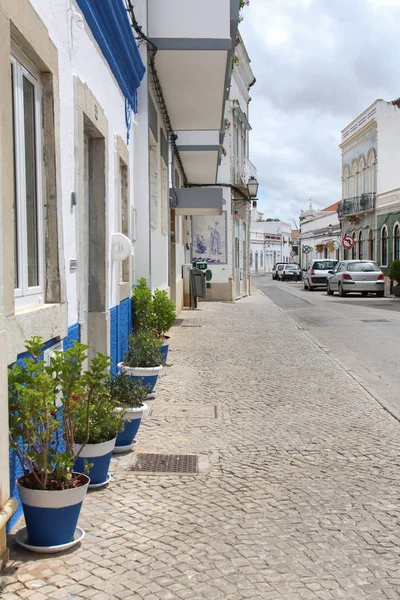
310,269,315,275
342,273,352,280
378,273,385,280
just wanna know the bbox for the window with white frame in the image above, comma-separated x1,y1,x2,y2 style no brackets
11,52,43,303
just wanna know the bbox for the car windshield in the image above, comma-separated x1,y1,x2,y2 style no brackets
277,265,284,270
313,261,337,270
347,262,380,272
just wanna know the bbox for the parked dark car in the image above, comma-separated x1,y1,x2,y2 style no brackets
272,262,286,280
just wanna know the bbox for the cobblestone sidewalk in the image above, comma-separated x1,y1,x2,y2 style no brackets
3,290,400,600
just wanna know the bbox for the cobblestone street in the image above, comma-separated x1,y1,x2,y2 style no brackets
4,289,400,600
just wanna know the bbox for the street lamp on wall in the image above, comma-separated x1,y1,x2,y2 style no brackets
327,224,334,236
247,176,259,198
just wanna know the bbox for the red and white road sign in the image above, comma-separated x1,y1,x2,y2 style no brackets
290,250,296,257
342,235,354,249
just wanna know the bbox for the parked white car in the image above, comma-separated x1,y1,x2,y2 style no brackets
303,259,338,291
326,260,385,297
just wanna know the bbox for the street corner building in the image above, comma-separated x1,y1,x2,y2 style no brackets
0,0,255,561
338,99,400,292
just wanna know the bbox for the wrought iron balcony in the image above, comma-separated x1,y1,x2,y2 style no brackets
233,157,257,189
337,193,376,218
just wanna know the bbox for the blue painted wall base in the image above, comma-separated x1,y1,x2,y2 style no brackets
110,298,132,375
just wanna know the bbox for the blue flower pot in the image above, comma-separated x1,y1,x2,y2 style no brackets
113,404,148,453
118,363,163,393
160,336,170,363
74,438,116,487
17,473,89,548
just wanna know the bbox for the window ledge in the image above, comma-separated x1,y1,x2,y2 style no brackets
6,303,68,365
118,282,131,303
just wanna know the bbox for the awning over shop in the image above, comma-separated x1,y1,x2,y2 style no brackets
76,0,146,112
171,187,223,216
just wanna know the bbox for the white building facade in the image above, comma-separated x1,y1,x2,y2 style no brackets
250,217,293,274
0,0,239,561
190,32,256,301
298,203,341,269
339,100,400,288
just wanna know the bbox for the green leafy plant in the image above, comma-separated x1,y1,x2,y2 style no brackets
231,55,239,71
73,388,125,446
8,337,111,491
150,289,176,339
132,278,153,332
388,259,400,285
124,331,164,368
106,372,149,408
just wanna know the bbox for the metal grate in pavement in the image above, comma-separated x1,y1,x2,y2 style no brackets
360,319,391,323
181,324,203,327
129,453,198,474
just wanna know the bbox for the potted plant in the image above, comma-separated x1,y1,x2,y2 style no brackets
132,277,153,332
8,337,108,551
118,331,164,395
388,259,400,297
150,289,176,362
73,384,125,488
107,373,149,453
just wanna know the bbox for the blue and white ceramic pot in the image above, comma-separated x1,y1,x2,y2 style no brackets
118,363,163,393
74,438,116,487
113,404,148,453
17,473,89,548
160,336,170,363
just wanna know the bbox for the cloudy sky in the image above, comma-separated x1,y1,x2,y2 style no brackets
240,0,400,226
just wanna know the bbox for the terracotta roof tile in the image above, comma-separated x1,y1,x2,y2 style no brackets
322,201,340,212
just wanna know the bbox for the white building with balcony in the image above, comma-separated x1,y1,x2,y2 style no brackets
0,0,239,561
189,32,257,301
339,100,400,274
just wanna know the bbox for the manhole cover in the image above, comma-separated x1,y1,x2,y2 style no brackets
181,324,203,328
173,319,184,326
129,453,198,473
360,319,391,323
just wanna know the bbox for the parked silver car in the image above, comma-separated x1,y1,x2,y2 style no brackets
303,259,338,291
326,260,385,297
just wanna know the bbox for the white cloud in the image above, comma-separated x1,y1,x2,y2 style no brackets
239,0,400,221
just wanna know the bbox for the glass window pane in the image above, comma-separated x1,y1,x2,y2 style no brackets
11,63,19,289
23,76,39,287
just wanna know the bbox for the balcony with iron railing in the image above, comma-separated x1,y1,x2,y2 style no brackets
337,192,376,218
233,157,257,191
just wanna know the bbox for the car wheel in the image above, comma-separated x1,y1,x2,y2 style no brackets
376,291,384,297
338,283,347,297
361,292,368,296
326,283,334,296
